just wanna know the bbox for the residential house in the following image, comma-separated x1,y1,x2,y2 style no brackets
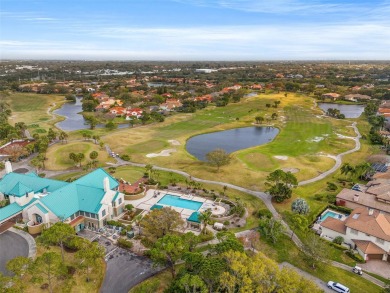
159,99,183,111
126,108,143,120
109,106,127,117
0,163,125,234
320,207,390,262
322,93,341,101
336,179,390,214
344,94,371,102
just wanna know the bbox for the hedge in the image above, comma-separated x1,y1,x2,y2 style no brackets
328,204,353,214
117,238,133,249
346,250,365,263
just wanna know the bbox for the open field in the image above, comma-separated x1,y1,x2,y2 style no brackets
5,92,66,131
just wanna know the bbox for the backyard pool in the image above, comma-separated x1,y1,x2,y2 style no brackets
157,194,203,211
320,209,346,222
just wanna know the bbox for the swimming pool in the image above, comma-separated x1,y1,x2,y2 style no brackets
157,194,203,211
321,210,344,221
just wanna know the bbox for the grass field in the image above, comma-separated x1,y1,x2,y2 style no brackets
45,141,115,170
5,92,66,130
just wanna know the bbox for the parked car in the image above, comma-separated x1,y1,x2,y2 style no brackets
327,281,350,293
352,265,363,275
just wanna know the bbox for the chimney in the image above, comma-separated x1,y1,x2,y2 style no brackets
5,161,12,174
353,194,359,202
103,177,110,192
368,209,374,216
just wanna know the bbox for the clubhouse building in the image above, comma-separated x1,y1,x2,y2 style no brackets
0,162,125,234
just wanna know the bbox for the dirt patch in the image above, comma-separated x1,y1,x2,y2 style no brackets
282,167,300,173
146,149,176,158
274,155,288,160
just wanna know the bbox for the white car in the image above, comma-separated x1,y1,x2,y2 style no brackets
327,281,350,293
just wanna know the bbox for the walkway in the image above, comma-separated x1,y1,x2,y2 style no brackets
299,122,361,186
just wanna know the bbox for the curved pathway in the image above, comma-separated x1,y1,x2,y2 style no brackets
298,122,361,186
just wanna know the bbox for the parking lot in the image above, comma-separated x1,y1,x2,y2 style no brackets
78,229,159,293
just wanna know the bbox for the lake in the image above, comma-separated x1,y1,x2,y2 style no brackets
186,126,279,161
54,98,128,131
317,103,365,118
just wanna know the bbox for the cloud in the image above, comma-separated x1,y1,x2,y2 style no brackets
172,0,363,14
2,21,390,60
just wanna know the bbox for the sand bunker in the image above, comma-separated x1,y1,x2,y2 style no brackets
168,140,181,146
274,155,288,160
146,149,176,158
282,167,300,173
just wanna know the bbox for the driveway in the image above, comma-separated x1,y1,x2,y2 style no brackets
360,260,390,280
100,247,159,293
0,230,29,276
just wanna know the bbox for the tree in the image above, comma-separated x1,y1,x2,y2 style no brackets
150,234,188,278
58,131,68,143
75,241,105,282
141,207,184,242
265,169,298,203
205,148,231,171
176,274,207,293
198,257,226,293
106,121,117,130
333,236,344,245
29,252,65,293
77,153,85,167
182,232,200,252
214,232,244,253
89,151,98,167
302,233,330,269
39,222,76,263
255,116,264,124
271,112,278,120
198,209,212,234
291,198,310,215
258,217,285,244
47,128,57,142
340,162,355,178
6,256,32,292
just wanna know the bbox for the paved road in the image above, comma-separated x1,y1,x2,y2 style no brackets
0,230,29,276
279,262,333,292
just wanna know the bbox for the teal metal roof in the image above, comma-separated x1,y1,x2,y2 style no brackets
0,203,23,222
151,204,164,210
35,203,49,214
9,182,33,196
0,172,68,197
187,212,200,223
0,168,120,220
73,168,118,190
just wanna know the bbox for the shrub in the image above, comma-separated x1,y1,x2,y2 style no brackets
326,194,336,203
125,204,134,211
333,236,344,245
117,238,133,249
314,194,324,201
67,266,76,275
223,220,230,226
257,209,273,219
291,198,310,215
346,250,365,263
106,220,125,228
198,230,215,242
38,173,46,178
120,154,130,161
326,182,338,191
329,204,353,214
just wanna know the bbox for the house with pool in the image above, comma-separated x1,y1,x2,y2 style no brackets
319,207,390,262
128,189,227,231
0,162,125,234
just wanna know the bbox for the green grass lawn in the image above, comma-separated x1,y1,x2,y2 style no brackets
6,92,66,130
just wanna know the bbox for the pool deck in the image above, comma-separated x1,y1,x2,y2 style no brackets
125,189,225,220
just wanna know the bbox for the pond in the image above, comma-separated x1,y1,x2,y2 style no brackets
317,103,365,118
54,97,128,131
186,126,279,161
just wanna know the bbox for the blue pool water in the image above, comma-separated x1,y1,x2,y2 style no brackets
321,210,343,221
157,194,203,211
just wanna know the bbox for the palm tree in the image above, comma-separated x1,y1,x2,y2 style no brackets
198,209,212,234
355,162,373,180
340,163,355,178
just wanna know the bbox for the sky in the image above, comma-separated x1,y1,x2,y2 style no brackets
1,0,390,60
